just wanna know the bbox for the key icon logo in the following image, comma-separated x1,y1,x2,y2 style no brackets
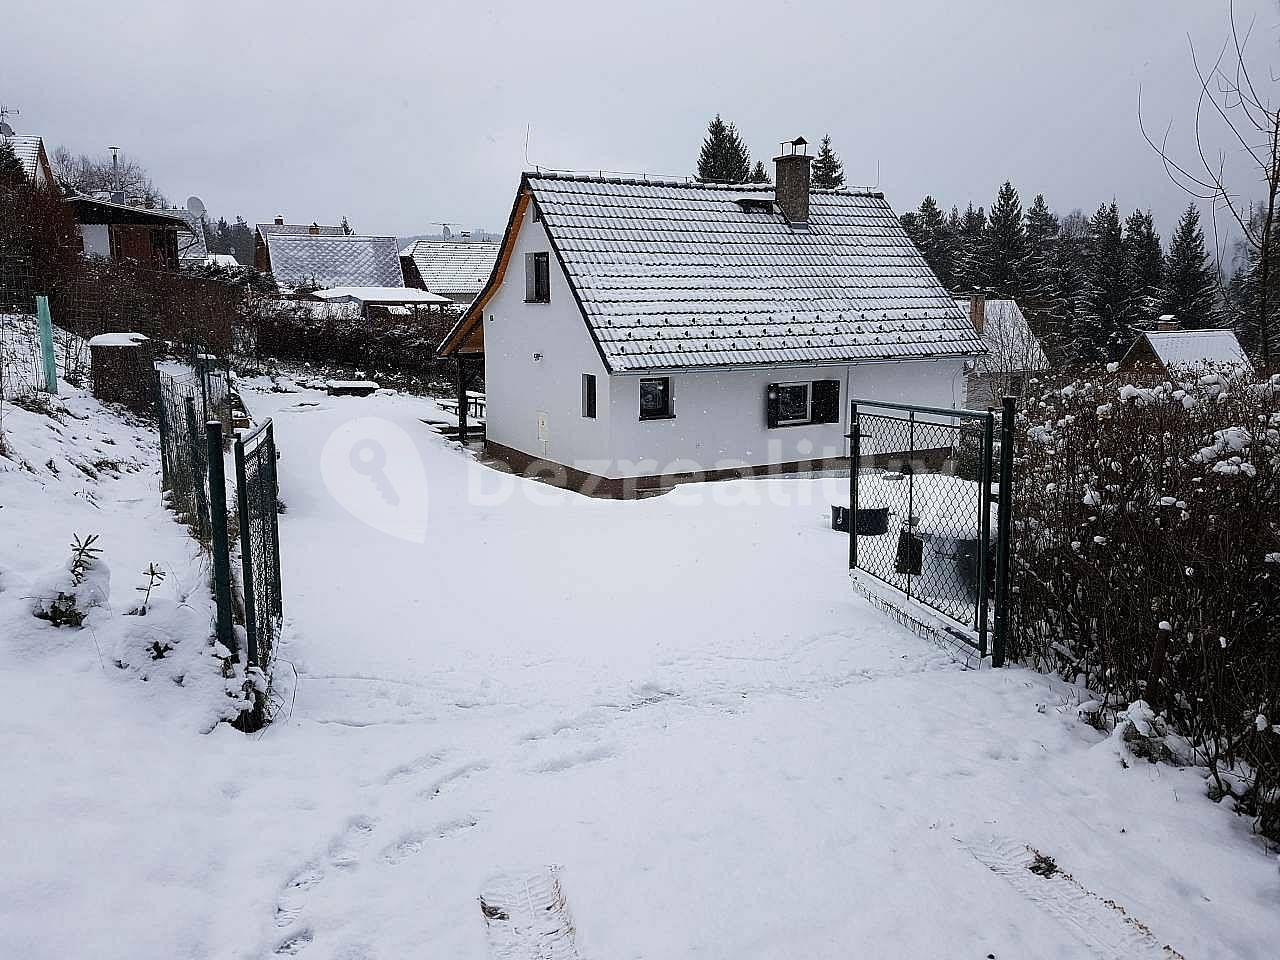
350,438,399,506
320,417,428,542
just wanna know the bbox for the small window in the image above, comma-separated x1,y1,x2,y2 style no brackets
639,377,673,420
582,373,597,419
775,382,811,425
767,379,840,427
525,251,550,303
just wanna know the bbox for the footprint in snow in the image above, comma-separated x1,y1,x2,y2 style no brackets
273,929,313,955
380,818,478,864
329,815,376,868
417,762,489,801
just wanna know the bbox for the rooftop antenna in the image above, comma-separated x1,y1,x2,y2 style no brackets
109,145,121,198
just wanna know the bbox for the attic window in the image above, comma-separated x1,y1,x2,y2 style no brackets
735,197,775,215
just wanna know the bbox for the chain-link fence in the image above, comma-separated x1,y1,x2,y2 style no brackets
847,398,1014,663
234,419,282,676
156,369,212,538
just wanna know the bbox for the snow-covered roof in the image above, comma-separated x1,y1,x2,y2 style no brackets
312,286,453,305
264,234,404,290
204,254,240,268
399,240,499,297
3,135,45,183
1135,329,1253,374
255,221,345,239
88,332,148,347
446,172,985,371
955,298,1048,372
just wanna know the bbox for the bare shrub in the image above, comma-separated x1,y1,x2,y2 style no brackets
1010,364,1280,836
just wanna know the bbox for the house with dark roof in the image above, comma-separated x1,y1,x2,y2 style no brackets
439,141,986,495
66,195,196,269
399,239,500,304
254,218,403,291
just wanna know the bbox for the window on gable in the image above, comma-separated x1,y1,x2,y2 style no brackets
582,373,597,419
767,379,840,427
639,377,673,420
525,251,550,303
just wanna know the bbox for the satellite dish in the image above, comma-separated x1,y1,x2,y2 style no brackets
186,195,207,218
0,121,13,137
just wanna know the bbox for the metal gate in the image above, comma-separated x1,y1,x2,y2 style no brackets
846,397,1014,665
234,420,283,672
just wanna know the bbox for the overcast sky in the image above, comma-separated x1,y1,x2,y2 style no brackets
5,1,1277,240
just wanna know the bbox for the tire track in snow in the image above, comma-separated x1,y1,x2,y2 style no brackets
961,837,1186,960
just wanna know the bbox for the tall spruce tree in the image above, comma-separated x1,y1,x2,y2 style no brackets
810,134,845,189
908,196,956,290
1076,202,1141,362
748,160,771,184
952,203,988,292
1122,209,1164,324
0,142,27,186
697,115,751,183
1226,206,1280,360
1162,203,1217,328
1021,194,1068,354
979,181,1027,298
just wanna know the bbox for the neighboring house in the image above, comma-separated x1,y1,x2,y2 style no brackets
399,239,500,304
65,195,195,270
1119,324,1255,377
439,145,985,495
257,230,404,291
1,132,56,188
958,295,1049,407
253,217,346,273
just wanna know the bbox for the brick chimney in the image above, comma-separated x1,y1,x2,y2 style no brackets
969,293,986,334
1156,314,1178,331
274,215,284,225
309,222,320,235
773,137,811,227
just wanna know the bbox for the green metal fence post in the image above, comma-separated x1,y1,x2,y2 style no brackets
234,434,260,667
205,421,236,658
265,421,283,618
992,396,1016,668
35,295,58,395
154,368,169,489
183,396,210,539
975,410,995,659
848,402,860,571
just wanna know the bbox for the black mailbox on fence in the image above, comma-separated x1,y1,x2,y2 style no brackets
831,505,891,536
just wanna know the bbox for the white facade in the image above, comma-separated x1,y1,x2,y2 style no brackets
482,216,967,481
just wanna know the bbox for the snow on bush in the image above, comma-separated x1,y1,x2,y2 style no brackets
31,534,111,628
1009,365,1280,839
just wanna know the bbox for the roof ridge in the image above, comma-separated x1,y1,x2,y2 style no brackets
523,170,880,196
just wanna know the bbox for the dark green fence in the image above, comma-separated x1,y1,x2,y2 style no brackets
234,419,282,674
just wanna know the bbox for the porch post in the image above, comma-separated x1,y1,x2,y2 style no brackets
456,355,468,444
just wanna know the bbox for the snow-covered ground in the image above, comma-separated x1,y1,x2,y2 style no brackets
2,383,1277,959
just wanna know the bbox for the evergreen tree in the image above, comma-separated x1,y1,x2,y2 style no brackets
1161,203,1218,328
1122,209,1164,324
905,196,955,290
697,115,751,183
749,160,771,184
979,181,1027,298
0,141,27,186
952,203,987,292
810,134,845,189
1226,207,1280,360
1076,202,1141,362
1021,194,1068,354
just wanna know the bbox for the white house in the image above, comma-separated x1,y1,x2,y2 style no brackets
440,144,986,496
958,294,1049,407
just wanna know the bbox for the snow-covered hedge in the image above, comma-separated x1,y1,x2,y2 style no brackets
1009,366,1280,838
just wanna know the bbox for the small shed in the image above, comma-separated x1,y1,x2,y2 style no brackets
1119,328,1254,377
89,332,154,411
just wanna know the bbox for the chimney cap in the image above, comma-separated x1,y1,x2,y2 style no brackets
778,136,809,156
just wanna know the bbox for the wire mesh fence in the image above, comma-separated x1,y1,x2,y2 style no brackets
156,369,212,539
847,398,1013,662
235,420,282,677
